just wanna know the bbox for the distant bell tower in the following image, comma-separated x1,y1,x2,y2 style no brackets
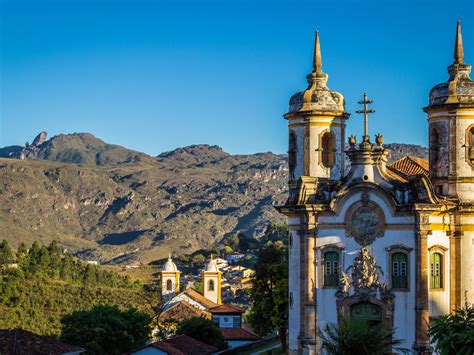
424,20,474,201
285,31,349,183
202,257,222,304
161,254,180,300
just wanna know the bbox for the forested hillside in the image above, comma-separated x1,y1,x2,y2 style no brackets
0,240,159,335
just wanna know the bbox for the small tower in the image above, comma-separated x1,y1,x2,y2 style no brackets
424,20,474,200
161,254,180,300
285,31,349,183
202,256,222,304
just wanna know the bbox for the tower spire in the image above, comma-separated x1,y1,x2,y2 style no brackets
454,19,464,64
313,31,322,73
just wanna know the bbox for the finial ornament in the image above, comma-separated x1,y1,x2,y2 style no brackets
168,252,171,259
454,19,464,64
313,31,323,73
356,93,376,142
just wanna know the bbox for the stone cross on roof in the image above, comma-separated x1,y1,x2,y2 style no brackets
356,93,376,142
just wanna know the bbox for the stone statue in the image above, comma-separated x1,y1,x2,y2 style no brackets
339,272,351,294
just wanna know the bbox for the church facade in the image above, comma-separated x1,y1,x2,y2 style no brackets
277,21,474,354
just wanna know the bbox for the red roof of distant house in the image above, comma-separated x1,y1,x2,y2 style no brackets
146,335,217,355
209,304,244,314
0,328,84,355
387,156,429,182
162,300,211,320
183,288,219,309
219,327,261,341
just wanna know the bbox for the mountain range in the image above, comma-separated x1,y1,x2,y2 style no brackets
0,132,428,264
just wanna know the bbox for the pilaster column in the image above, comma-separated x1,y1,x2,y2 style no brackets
449,229,462,311
414,228,431,354
298,212,317,354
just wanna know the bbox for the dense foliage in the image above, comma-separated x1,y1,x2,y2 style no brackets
429,304,474,354
0,240,158,335
176,317,228,350
247,242,288,349
319,320,409,355
60,305,151,354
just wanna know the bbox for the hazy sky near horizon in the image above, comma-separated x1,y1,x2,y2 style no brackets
1,0,473,155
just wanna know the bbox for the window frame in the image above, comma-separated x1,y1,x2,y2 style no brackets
386,245,412,292
465,124,474,167
208,279,215,291
429,246,447,290
320,245,343,289
319,130,336,169
288,130,298,180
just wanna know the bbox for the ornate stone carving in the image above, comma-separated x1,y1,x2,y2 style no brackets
335,248,395,334
345,193,385,246
351,247,379,294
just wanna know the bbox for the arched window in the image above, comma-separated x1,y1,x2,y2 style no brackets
321,132,335,168
208,279,215,291
431,252,443,289
166,279,173,291
430,128,440,167
288,131,297,180
468,126,474,163
323,251,339,287
391,252,408,289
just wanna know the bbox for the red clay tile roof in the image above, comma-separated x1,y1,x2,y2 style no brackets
388,156,429,182
151,341,184,355
209,304,244,314
150,335,218,355
183,288,218,310
0,328,84,355
162,300,211,321
220,327,261,341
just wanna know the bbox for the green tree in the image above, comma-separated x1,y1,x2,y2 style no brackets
27,241,41,275
429,304,474,354
192,254,205,265
16,243,28,266
176,317,227,350
224,234,240,250
319,320,409,355
0,240,14,267
60,305,151,355
247,244,288,350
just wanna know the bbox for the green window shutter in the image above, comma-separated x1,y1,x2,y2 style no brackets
324,251,339,287
431,253,443,289
392,253,408,289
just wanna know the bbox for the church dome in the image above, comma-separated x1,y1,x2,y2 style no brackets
163,254,178,272
286,32,347,117
428,21,474,108
204,258,219,272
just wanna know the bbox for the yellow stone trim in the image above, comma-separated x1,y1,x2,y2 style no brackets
428,223,450,231
288,122,344,128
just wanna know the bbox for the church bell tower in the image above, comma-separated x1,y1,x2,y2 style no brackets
282,31,348,354
285,31,349,183
424,20,474,201
161,254,180,301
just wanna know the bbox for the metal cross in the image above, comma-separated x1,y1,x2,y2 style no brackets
356,93,376,140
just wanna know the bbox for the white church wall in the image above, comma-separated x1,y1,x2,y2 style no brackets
427,231,451,317
315,189,418,350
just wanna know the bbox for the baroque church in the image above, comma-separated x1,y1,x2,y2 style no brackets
159,255,262,348
277,21,474,354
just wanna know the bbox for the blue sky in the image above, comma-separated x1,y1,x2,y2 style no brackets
1,0,473,155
